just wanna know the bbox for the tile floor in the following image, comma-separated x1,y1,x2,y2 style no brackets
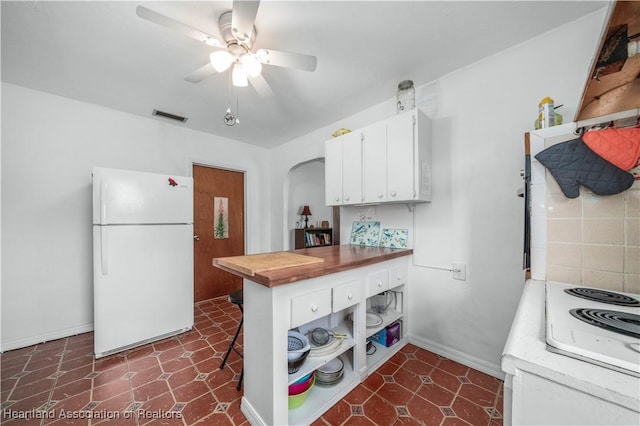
1,296,504,426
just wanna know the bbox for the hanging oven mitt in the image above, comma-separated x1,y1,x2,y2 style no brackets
534,138,634,199
582,127,640,171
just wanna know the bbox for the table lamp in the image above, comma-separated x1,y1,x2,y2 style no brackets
301,205,312,229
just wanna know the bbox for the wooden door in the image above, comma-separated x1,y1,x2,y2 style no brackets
193,165,245,302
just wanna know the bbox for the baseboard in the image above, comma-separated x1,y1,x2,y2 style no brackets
408,334,506,380
1,323,94,353
240,397,266,426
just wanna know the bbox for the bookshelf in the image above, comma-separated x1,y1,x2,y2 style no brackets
294,228,333,249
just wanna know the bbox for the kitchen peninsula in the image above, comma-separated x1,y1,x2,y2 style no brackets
213,245,412,425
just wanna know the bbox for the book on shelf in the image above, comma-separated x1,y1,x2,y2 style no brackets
305,231,331,247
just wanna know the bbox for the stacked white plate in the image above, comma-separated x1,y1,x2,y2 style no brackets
309,334,343,357
315,357,344,386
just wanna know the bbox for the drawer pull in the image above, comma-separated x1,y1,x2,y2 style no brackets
377,281,383,287
311,304,318,312
397,275,402,281
347,293,353,300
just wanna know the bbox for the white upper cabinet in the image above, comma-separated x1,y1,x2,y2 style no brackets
386,112,417,202
325,130,363,206
324,136,343,205
362,121,387,203
325,109,432,206
342,131,363,205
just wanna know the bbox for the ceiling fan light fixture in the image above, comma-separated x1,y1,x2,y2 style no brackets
232,63,249,87
256,49,269,63
210,50,234,72
240,53,262,77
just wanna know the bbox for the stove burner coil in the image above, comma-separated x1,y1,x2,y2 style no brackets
570,308,640,338
564,288,640,307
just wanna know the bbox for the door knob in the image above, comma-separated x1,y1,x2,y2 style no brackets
193,235,200,241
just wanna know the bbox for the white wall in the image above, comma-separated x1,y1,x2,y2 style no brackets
286,159,333,248
271,9,607,377
1,83,271,351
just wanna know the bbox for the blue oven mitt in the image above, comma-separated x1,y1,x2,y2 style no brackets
534,138,634,199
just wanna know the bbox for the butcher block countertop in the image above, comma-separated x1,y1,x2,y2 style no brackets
213,245,413,288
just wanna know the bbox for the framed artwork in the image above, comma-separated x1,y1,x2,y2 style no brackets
350,221,381,246
214,197,229,239
379,229,408,249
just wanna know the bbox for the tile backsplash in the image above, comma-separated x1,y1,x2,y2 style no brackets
545,178,639,294
529,123,640,294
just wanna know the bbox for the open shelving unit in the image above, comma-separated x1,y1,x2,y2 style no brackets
294,228,333,249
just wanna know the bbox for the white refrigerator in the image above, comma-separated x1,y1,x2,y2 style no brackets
92,167,194,358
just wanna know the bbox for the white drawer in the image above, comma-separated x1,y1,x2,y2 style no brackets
332,280,362,312
291,288,332,329
367,270,389,296
389,266,406,290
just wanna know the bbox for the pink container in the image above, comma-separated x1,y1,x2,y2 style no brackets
288,372,315,395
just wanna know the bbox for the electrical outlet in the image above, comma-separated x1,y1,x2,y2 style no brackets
452,263,466,281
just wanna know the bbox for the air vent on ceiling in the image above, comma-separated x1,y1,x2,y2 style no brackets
152,109,188,123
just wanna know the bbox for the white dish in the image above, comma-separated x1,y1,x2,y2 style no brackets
366,312,383,328
309,338,343,357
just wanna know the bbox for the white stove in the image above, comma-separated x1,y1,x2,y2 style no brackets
545,281,640,378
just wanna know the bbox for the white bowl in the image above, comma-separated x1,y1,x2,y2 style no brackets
317,357,344,376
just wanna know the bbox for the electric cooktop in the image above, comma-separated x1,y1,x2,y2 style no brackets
545,281,640,377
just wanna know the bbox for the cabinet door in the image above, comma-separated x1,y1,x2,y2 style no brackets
325,138,343,206
362,121,387,203
386,112,416,201
342,131,363,205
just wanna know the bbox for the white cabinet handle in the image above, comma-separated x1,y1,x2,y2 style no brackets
311,304,318,312
377,193,383,198
347,293,353,300
377,281,383,287
335,197,340,202
345,195,350,201
397,275,402,281
390,190,397,197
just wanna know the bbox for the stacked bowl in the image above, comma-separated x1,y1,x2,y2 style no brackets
315,357,344,386
289,374,316,409
288,372,315,409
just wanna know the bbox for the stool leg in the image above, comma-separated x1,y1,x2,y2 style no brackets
220,316,243,369
236,368,244,391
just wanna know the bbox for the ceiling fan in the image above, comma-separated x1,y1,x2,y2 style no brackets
136,1,317,98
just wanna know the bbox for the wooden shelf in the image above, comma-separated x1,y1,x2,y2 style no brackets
295,228,333,249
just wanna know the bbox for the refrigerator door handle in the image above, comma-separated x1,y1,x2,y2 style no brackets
101,179,107,225
101,227,108,275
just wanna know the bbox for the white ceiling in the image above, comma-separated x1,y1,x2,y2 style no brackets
1,1,607,148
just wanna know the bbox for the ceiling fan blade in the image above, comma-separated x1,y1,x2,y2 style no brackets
136,6,222,47
249,73,274,98
231,0,260,44
256,49,317,72
184,63,217,83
